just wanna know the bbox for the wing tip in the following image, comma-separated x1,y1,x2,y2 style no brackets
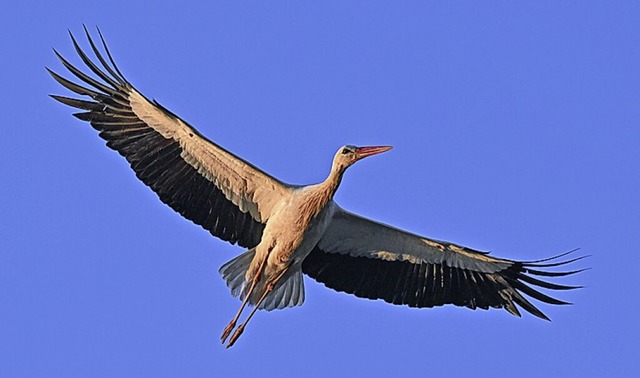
510,250,587,319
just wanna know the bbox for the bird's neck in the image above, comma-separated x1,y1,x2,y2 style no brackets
321,163,345,199
297,165,344,220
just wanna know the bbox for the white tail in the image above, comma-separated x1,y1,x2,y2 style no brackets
219,248,256,298
259,268,305,311
219,249,305,311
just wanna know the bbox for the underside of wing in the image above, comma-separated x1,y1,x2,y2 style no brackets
49,27,292,248
303,208,585,320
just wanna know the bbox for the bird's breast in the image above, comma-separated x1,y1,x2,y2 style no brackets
262,192,336,269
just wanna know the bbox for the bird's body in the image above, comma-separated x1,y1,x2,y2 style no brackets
50,27,584,348
242,183,338,307
221,145,389,313
260,184,336,273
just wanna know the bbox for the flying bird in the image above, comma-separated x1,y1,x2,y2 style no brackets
49,27,584,348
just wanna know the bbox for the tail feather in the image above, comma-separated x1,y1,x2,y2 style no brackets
261,269,305,311
219,248,256,298
219,250,306,311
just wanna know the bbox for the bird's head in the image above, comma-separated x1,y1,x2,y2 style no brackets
332,145,393,171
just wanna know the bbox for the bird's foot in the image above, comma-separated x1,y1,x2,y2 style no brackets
226,324,245,349
220,320,236,344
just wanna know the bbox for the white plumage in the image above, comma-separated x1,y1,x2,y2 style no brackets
50,27,584,348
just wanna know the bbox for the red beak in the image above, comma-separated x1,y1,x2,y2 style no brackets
355,145,393,160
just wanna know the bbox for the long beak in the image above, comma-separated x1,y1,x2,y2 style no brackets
355,145,393,160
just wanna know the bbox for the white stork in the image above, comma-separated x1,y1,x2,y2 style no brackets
49,28,584,348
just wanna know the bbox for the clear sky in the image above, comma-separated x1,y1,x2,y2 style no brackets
1,1,638,377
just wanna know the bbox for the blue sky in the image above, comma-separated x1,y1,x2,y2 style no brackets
2,1,638,377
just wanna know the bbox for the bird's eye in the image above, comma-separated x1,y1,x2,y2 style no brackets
341,148,350,155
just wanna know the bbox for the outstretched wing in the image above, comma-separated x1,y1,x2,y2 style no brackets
49,27,292,248
303,207,585,319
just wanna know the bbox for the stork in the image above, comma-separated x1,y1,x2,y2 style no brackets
49,27,584,348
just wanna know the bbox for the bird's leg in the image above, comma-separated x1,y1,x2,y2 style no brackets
220,252,269,344
225,264,291,349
